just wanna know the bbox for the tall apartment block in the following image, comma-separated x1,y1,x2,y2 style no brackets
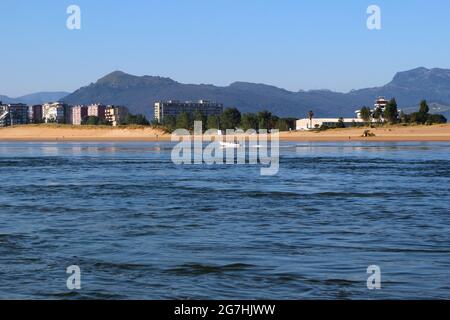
105,105,129,126
29,105,43,123
42,102,68,123
154,100,223,123
88,104,107,119
0,102,7,127
0,103,29,127
71,105,88,125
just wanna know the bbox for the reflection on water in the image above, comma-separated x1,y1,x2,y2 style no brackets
0,141,449,299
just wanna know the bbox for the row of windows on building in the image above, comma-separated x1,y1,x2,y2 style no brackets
0,102,129,127
154,100,224,123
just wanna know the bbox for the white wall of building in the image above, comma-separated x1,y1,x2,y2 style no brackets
296,118,365,130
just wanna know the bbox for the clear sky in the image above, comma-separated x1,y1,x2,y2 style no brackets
1,0,449,96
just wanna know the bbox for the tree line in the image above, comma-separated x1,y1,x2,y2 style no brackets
158,108,296,132
359,99,447,125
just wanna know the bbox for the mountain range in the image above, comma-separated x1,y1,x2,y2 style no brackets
3,67,450,119
0,92,70,105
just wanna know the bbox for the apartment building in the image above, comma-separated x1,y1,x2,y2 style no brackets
154,100,223,123
88,104,107,119
71,105,88,125
0,103,29,127
105,105,129,126
0,102,9,127
29,105,43,123
42,102,67,123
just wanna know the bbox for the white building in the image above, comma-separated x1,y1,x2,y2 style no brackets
105,105,129,126
355,97,401,121
42,102,67,123
355,97,389,119
87,104,106,119
298,97,401,130
296,118,364,130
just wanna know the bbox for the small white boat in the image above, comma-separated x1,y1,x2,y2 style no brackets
219,141,241,148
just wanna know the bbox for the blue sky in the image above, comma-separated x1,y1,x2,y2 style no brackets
1,0,449,96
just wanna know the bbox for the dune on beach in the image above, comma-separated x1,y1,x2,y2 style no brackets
1,124,450,142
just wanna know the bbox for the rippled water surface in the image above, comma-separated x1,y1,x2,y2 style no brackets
0,141,449,299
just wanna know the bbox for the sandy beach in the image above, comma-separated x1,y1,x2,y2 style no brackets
1,124,450,142
279,124,450,141
0,125,169,142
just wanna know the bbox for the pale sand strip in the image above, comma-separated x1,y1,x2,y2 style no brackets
1,124,450,142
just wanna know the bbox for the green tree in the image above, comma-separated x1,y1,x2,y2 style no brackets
359,106,372,123
410,112,427,124
176,112,191,130
124,114,150,125
162,115,177,132
426,114,447,124
83,116,100,125
220,108,241,130
136,114,149,125
384,98,399,124
399,111,409,124
275,118,290,131
257,110,272,130
410,100,431,124
269,115,279,130
419,100,430,114
240,113,258,130
123,114,132,124
336,117,346,128
206,115,220,130
283,118,296,130
372,108,383,123
192,110,206,127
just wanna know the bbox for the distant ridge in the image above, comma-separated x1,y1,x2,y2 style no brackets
0,92,70,105
8,67,450,119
